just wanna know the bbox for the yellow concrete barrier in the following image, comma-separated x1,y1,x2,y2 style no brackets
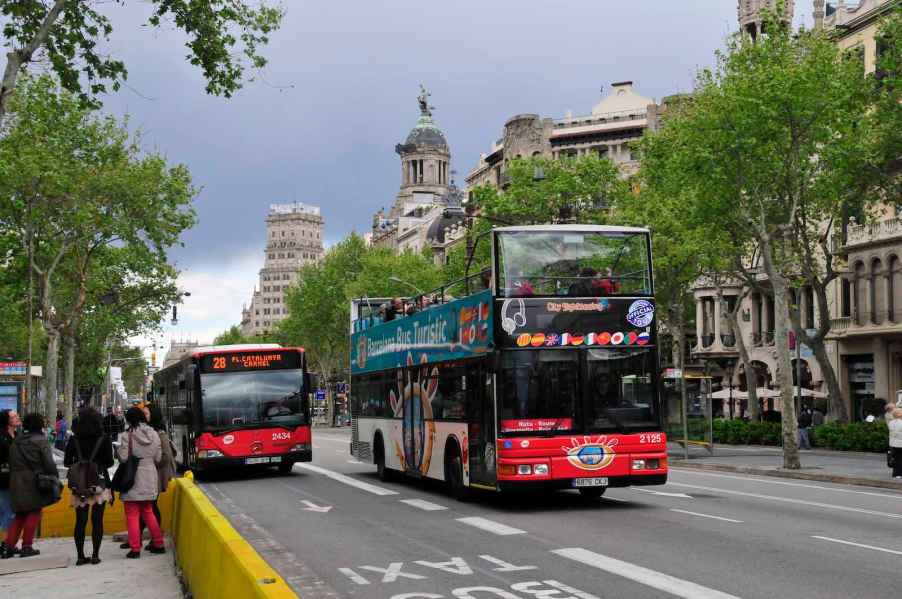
39,475,297,599
170,473,297,599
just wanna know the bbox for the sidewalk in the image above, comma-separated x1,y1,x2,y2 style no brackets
668,442,902,491
0,537,182,599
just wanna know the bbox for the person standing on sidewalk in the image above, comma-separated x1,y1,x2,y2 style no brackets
64,407,114,565
798,406,813,450
3,413,59,558
131,405,176,549
889,408,902,480
117,407,165,559
0,410,21,549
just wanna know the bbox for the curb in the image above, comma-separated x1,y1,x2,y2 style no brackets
670,461,902,491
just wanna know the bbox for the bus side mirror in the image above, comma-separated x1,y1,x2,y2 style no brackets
304,372,312,394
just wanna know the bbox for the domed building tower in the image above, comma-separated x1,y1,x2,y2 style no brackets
390,85,452,219
738,0,794,40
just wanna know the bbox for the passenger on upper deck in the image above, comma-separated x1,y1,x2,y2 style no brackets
591,267,620,296
383,297,404,322
568,268,597,297
509,267,534,297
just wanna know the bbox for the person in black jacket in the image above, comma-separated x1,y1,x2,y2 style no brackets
64,407,114,565
2,413,57,559
0,410,20,554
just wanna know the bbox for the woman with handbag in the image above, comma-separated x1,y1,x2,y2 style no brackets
2,413,60,559
890,408,902,480
64,407,114,565
116,407,164,558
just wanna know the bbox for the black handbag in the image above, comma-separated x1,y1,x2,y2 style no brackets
111,431,139,494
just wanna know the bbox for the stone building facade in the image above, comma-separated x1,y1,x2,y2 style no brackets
371,86,466,262
466,81,665,192
241,202,325,337
690,0,900,420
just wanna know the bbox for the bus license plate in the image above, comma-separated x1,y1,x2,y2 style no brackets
245,457,272,465
573,477,608,488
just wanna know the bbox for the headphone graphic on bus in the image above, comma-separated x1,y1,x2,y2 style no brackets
501,299,527,335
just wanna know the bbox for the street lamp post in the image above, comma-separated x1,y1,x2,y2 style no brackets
388,276,425,296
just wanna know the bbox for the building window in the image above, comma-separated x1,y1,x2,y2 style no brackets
804,286,815,329
889,256,900,323
854,261,866,325
841,278,852,318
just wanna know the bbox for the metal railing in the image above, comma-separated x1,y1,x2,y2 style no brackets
553,108,648,127
721,334,736,347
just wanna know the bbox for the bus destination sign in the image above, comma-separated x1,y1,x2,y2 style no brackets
200,351,301,372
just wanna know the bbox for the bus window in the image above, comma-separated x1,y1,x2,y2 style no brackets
499,350,578,428
497,230,651,297
585,348,656,432
199,369,307,429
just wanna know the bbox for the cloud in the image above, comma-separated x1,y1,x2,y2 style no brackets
130,253,261,363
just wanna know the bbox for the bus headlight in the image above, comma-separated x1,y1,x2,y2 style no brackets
633,458,661,470
533,464,549,475
517,464,532,475
198,450,223,459
291,443,310,452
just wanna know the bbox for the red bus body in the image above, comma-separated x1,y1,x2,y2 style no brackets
152,344,312,474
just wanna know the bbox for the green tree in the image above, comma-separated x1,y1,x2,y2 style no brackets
472,154,626,225
0,76,196,417
639,15,881,465
213,325,252,345
0,0,283,122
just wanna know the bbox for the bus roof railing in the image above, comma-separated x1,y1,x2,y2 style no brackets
493,224,650,234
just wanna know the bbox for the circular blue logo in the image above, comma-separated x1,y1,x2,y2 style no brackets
627,300,655,327
577,445,604,466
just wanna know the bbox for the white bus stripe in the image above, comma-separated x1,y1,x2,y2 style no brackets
553,547,743,599
812,536,902,556
296,463,398,496
456,517,526,536
400,498,448,511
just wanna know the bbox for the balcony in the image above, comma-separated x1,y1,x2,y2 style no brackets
751,331,775,347
721,334,736,348
700,334,715,349
844,217,902,249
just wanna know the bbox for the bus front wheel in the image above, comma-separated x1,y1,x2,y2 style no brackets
445,446,469,502
578,487,606,499
278,462,294,475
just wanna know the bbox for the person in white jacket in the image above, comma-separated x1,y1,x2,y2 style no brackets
889,408,902,480
117,408,164,558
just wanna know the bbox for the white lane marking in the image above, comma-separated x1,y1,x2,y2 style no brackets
632,487,693,499
296,463,399,496
602,496,630,503
347,459,364,465
478,555,537,571
301,499,333,513
360,562,427,582
338,567,370,585
672,469,902,501
670,509,743,523
668,481,902,520
812,536,902,556
553,547,742,599
400,498,448,511
313,444,321,449
456,517,526,536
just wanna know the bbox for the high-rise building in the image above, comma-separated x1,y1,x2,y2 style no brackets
241,203,325,337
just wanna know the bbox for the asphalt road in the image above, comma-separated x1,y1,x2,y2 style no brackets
200,429,902,599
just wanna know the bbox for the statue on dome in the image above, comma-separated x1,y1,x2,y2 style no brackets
417,84,432,116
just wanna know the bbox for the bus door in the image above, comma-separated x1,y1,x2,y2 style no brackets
467,362,497,487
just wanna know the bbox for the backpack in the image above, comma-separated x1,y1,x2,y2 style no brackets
68,437,105,499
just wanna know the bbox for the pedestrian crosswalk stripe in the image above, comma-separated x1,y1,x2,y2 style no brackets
552,547,743,599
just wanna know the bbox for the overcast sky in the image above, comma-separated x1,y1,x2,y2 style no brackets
104,1,814,360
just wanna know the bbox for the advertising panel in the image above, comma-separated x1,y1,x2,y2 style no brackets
496,297,656,349
351,290,493,374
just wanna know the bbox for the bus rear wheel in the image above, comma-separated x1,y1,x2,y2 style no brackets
278,462,294,475
375,438,395,482
578,487,606,499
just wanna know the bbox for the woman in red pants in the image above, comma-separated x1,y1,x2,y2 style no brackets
2,413,59,558
117,407,164,558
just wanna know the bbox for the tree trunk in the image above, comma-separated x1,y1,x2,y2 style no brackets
63,332,76,425
43,329,60,419
760,244,800,469
726,298,760,421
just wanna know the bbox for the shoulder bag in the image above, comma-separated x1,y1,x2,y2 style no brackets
111,431,139,494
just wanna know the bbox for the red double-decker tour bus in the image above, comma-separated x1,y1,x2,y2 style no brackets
350,225,667,499
153,344,312,476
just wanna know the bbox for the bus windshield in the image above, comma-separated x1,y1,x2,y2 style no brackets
200,369,307,430
497,230,651,297
586,348,657,432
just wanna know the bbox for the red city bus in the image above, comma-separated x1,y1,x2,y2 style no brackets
153,344,312,476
